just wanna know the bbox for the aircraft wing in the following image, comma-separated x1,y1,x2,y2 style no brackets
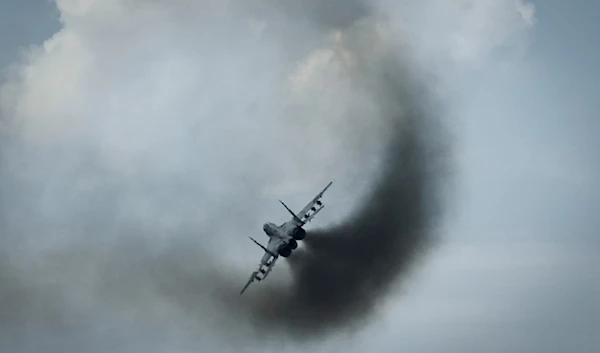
280,181,333,227
240,237,280,295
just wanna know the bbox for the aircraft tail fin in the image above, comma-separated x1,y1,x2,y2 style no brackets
279,200,304,225
248,237,278,257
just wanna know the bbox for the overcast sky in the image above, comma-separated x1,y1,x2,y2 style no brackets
1,1,598,353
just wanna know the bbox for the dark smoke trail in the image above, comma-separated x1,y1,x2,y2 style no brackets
172,45,452,340
247,59,449,338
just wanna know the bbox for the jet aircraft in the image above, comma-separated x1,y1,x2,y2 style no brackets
240,181,333,294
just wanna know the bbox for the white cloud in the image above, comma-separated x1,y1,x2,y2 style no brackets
8,30,92,143
516,0,537,26
56,0,99,17
376,0,537,67
1,0,538,155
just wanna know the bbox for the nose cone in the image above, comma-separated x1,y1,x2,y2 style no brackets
263,223,270,232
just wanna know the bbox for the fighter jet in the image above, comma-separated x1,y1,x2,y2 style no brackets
240,181,333,295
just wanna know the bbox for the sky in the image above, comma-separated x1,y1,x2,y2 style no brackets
1,1,599,353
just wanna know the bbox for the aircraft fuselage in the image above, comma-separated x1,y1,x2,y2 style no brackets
262,222,289,240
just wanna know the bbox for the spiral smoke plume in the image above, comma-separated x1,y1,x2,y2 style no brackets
222,46,448,340
258,64,448,337
155,24,451,339
0,0,450,351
